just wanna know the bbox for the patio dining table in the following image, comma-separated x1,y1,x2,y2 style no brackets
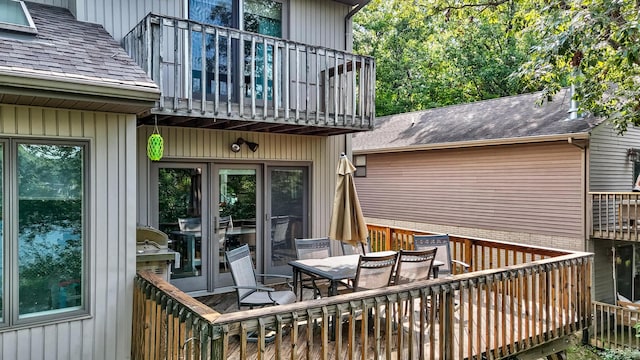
289,251,444,298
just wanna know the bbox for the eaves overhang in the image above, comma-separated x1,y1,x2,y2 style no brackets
353,132,591,155
0,69,159,113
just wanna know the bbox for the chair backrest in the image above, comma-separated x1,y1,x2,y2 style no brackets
352,253,398,291
295,237,332,259
340,238,371,255
413,234,453,276
394,248,437,285
225,244,257,302
272,216,289,244
218,215,233,245
178,217,201,232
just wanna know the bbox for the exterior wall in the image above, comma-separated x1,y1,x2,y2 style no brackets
34,0,350,48
355,141,587,251
0,104,136,360
137,126,347,239
589,123,640,191
589,238,616,303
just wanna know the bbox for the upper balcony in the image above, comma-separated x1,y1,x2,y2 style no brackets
123,14,375,136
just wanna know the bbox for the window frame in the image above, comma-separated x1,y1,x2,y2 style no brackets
0,138,90,329
353,154,366,177
0,0,38,35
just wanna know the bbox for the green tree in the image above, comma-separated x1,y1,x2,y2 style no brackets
516,0,640,133
353,0,539,116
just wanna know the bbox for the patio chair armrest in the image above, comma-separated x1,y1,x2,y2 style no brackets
255,273,293,280
233,285,275,292
451,259,471,272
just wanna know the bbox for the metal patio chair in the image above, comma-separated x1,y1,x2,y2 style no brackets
413,234,470,277
294,237,332,300
351,253,398,292
226,244,296,310
340,237,371,256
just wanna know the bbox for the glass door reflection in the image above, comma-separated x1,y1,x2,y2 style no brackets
155,165,207,292
216,166,259,286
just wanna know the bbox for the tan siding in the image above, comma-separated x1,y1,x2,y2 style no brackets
356,142,585,245
137,126,346,239
0,104,136,360
590,123,640,191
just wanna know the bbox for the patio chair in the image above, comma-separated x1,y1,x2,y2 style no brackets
294,237,332,300
351,253,398,291
340,237,371,256
413,234,470,277
226,244,296,310
393,248,438,285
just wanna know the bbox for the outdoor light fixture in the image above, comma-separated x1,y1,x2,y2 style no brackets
230,137,259,153
628,148,640,163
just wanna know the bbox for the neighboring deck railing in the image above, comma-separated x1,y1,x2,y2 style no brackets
123,13,375,132
132,235,592,359
592,301,640,350
590,192,640,241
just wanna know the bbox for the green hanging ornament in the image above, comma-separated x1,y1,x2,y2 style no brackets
147,118,164,161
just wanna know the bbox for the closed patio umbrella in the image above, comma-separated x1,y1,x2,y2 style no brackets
329,153,368,247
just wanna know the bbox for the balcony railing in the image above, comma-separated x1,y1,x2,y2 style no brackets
132,227,592,360
123,14,375,135
590,192,640,241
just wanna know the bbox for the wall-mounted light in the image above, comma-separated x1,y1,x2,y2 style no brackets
230,137,259,153
628,148,640,162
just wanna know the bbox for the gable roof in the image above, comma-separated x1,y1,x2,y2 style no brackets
353,89,603,153
0,2,158,110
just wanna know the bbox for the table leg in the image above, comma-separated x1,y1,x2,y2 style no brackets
293,268,301,301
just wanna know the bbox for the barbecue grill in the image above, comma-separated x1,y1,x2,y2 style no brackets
136,226,176,281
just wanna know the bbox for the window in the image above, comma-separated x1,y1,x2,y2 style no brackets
1,140,87,326
0,0,37,34
354,154,366,177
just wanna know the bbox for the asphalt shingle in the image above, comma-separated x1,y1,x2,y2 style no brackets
352,89,602,152
0,2,157,91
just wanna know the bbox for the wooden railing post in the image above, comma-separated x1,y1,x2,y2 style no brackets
384,226,391,251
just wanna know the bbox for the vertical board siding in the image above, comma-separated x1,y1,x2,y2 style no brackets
590,239,616,303
137,126,345,238
0,104,136,360
356,142,585,242
589,123,640,191
37,0,349,49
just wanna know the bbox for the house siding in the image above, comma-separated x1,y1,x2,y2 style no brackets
137,126,346,241
589,238,616,303
32,0,349,48
589,123,640,191
356,141,586,251
0,105,136,360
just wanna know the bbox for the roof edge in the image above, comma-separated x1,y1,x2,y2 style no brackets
0,69,160,103
353,132,591,155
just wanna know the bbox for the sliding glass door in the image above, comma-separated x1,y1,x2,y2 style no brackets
151,163,208,292
265,166,308,275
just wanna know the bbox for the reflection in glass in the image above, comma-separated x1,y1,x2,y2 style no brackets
270,168,305,268
158,168,203,279
218,168,256,273
17,144,83,316
0,144,3,321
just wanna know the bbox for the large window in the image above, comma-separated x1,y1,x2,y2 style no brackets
1,141,87,326
0,0,37,34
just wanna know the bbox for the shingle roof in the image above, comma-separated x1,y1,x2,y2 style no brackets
352,89,602,152
0,2,157,92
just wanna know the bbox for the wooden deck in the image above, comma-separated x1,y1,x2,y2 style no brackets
198,287,575,360
132,227,592,360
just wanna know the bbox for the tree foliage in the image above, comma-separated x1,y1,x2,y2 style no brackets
516,0,640,133
353,0,540,116
355,0,640,132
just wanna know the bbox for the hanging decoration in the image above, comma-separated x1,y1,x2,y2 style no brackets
147,116,164,161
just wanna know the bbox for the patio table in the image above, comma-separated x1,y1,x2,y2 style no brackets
289,251,444,298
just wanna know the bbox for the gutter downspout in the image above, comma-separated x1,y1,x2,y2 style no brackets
344,0,371,51
344,0,371,157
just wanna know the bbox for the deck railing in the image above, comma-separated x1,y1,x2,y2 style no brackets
123,13,375,132
132,234,592,359
368,224,569,274
590,192,640,241
592,301,640,350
